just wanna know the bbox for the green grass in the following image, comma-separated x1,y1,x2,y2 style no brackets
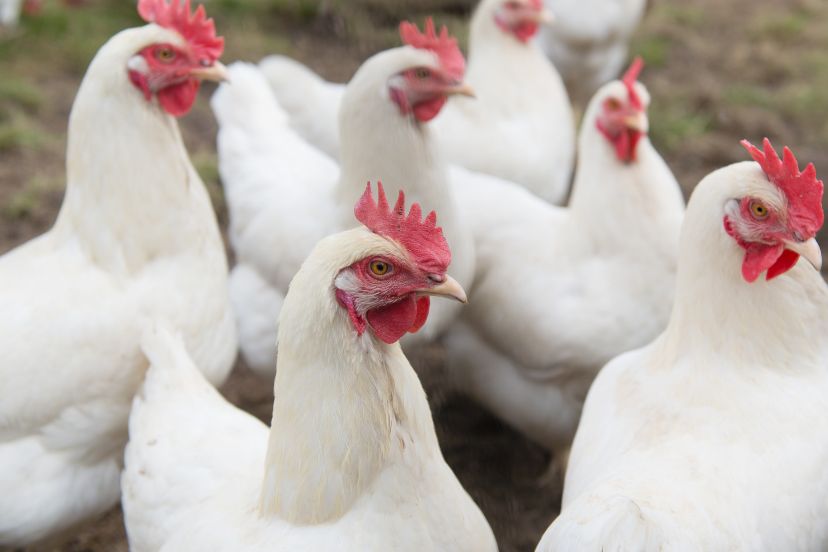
749,11,809,43
1,175,62,220
0,78,42,112
649,102,714,154
723,85,774,110
0,119,45,152
632,33,669,68
661,5,706,28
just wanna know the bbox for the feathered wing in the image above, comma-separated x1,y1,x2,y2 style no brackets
258,55,345,159
212,62,339,374
122,323,268,552
0,236,142,545
536,493,696,552
537,0,647,100
228,263,284,376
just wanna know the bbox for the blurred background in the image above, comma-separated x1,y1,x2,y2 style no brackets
0,0,826,550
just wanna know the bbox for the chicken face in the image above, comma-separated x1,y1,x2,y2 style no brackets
335,252,466,344
388,65,474,122
129,0,226,117
392,18,474,122
494,0,553,42
724,139,824,283
595,58,649,164
128,43,227,117
335,182,466,344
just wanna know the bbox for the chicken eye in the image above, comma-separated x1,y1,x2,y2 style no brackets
369,259,392,277
155,47,176,63
413,68,430,80
749,201,769,220
605,98,622,111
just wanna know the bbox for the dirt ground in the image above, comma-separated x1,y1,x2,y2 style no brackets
1,0,827,550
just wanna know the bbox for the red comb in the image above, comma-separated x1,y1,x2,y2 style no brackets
355,182,451,273
622,57,644,110
137,0,224,63
741,138,824,236
399,18,465,81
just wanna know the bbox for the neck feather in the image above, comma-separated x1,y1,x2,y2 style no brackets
467,10,554,99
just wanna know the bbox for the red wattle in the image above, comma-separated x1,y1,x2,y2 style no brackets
367,296,418,344
512,22,539,42
157,79,200,117
409,296,431,334
413,96,448,122
613,129,642,163
766,249,800,280
741,243,785,283
366,295,432,344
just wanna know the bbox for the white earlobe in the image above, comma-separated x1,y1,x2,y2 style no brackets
127,55,149,75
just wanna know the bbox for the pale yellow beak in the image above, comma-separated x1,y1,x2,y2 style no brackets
786,237,822,272
446,82,476,99
191,61,229,83
623,111,649,133
418,274,468,304
530,8,555,25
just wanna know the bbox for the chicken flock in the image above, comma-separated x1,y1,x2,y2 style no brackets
1,0,826,551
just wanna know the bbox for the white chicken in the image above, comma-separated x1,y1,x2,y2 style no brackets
537,139,827,551
0,0,235,546
214,21,476,377
122,184,497,552
0,0,23,26
444,59,685,457
536,0,648,103
260,0,576,204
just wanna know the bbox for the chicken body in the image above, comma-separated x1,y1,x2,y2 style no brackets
434,0,575,203
0,24,236,546
260,0,576,203
537,0,647,102
538,156,828,551
445,77,684,453
122,227,496,552
215,52,475,378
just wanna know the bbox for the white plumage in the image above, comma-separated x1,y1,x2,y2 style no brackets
212,62,338,376
538,156,828,550
123,226,496,552
0,24,236,546
0,0,23,26
537,0,648,102
444,75,684,455
214,52,475,377
260,0,576,203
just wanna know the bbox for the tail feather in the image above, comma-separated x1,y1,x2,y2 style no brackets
125,322,268,552
258,54,344,158
210,61,289,131
258,55,327,115
138,322,208,397
537,494,694,552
